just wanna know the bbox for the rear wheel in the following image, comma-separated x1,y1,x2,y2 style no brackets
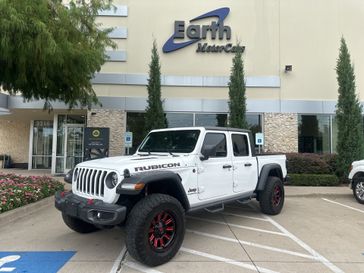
62,213,100,233
125,194,185,266
259,176,284,215
353,180,364,204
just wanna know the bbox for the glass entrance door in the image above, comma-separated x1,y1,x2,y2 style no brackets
64,125,84,173
53,114,86,174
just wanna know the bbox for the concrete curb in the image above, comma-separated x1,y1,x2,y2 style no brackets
285,185,352,198
0,196,54,228
286,193,350,198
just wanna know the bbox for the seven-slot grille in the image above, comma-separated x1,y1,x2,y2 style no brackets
74,167,106,197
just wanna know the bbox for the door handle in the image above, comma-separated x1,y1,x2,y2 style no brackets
223,164,232,169
244,163,252,167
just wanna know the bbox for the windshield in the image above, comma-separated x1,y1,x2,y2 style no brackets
138,130,200,153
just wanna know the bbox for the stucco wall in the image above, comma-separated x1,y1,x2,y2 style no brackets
0,120,30,164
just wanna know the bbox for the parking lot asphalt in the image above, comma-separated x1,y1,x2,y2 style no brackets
0,187,363,273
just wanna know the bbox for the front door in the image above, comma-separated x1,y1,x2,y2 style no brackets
197,131,233,200
64,125,84,173
231,133,258,193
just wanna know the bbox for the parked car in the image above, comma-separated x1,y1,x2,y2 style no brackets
55,127,287,266
348,160,364,204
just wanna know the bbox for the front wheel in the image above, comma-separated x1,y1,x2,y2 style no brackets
125,194,185,267
353,180,364,204
259,176,285,215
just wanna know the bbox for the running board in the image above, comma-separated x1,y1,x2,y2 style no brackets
236,198,251,205
204,203,224,213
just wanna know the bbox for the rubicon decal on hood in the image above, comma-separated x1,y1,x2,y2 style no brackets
163,7,245,54
134,163,181,172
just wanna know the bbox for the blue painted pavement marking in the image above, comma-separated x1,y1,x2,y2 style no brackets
0,251,75,273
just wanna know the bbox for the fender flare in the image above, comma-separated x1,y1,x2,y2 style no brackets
116,170,190,210
255,164,283,191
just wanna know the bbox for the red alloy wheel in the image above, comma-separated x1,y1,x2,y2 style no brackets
272,184,282,207
148,211,176,251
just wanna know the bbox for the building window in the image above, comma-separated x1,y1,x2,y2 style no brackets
246,114,262,136
126,112,146,154
126,112,262,155
166,113,193,128
195,113,227,127
32,120,53,169
298,115,331,153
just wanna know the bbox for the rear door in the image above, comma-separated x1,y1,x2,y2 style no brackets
231,133,258,193
197,131,233,200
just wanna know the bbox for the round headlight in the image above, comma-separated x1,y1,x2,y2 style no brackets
105,172,119,189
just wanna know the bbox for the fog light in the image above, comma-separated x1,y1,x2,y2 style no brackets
92,211,114,221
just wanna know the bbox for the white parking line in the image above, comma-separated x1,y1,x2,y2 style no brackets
263,215,344,273
111,246,127,273
186,229,319,261
322,198,364,214
123,261,164,273
181,247,280,273
221,212,270,222
187,216,287,236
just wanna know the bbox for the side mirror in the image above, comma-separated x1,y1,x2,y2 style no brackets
200,146,215,161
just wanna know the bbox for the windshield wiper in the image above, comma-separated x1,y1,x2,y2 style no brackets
168,150,180,157
137,150,151,156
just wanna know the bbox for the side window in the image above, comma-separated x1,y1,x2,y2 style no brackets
201,133,227,158
232,134,249,157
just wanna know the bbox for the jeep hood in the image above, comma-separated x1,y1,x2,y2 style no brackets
76,154,190,174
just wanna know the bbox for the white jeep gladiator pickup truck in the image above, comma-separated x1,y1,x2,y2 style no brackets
348,160,364,204
55,127,287,266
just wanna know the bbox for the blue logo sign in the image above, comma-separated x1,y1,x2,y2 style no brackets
163,7,244,54
0,251,75,273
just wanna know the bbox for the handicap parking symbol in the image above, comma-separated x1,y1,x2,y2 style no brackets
0,251,75,273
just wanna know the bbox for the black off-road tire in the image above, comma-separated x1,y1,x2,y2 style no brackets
259,176,285,215
125,194,185,267
353,179,364,204
62,213,100,233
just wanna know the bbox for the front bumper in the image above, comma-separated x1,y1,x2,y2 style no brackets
55,191,127,226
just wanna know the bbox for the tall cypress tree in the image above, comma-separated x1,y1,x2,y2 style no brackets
228,45,248,129
336,37,364,179
144,40,167,133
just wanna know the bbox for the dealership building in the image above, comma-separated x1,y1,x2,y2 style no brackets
1,0,364,174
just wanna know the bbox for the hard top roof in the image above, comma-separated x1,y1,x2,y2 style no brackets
204,127,251,133
150,127,251,133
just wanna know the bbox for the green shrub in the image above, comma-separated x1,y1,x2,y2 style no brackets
286,153,331,174
320,153,338,174
289,173,340,186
